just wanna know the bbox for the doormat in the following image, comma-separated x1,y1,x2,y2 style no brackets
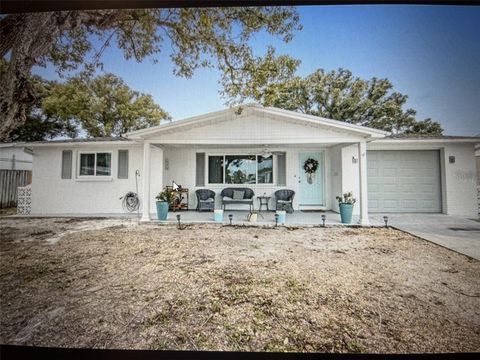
301,210,326,213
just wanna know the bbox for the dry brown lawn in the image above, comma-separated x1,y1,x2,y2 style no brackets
0,217,479,353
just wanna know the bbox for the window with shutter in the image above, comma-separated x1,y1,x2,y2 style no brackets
118,150,129,179
61,150,72,179
196,152,205,186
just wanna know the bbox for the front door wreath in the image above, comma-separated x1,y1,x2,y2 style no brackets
303,158,319,184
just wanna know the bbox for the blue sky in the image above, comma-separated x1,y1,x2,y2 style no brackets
34,5,480,135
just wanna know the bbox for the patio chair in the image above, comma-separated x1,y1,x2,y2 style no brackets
195,189,216,212
275,189,295,214
220,187,255,211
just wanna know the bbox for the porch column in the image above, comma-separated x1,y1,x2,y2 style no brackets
358,140,369,225
140,141,151,222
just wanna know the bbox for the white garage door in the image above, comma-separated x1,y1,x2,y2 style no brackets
367,150,442,213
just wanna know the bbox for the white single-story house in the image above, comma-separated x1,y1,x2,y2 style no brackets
22,104,479,223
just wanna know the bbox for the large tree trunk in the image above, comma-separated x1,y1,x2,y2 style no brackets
0,13,67,141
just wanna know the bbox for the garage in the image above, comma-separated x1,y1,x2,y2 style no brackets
367,150,442,213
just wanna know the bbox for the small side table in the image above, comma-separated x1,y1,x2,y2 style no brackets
257,196,271,211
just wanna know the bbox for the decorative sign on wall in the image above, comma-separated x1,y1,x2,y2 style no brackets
17,185,32,215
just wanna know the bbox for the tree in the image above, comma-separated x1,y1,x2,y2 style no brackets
247,67,443,135
1,59,77,142
42,73,170,137
0,8,301,140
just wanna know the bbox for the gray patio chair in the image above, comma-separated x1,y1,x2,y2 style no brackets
275,189,295,214
220,187,255,211
195,189,216,212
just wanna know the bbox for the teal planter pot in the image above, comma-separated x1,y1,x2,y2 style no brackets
276,210,286,225
339,203,354,224
214,209,224,223
156,201,169,220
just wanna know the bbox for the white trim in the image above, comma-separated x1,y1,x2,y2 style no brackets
375,138,480,144
77,151,113,178
25,141,140,148
124,104,388,140
140,142,151,222
358,141,369,225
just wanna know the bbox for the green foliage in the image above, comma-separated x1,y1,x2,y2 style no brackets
1,59,77,142
241,66,443,135
156,188,175,203
42,73,170,137
336,192,356,204
1,8,301,139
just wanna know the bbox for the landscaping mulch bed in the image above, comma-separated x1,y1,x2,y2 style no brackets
0,218,479,353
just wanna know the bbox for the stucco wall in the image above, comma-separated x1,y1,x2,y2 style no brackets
441,143,477,216
31,144,144,215
29,140,477,218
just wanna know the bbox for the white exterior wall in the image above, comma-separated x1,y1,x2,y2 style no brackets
441,144,477,216
340,144,361,215
31,144,145,215
0,147,33,170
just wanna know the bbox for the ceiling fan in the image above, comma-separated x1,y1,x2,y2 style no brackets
260,145,283,158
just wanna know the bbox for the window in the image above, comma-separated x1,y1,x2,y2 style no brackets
225,155,256,184
257,155,273,184
207,155,274,185
79,152,111,177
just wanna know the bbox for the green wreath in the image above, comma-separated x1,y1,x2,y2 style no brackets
303,158,319,174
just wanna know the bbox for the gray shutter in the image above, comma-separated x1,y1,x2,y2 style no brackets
196,152,205,186
61,150,72,179
276,153,286,186
118,150,129,179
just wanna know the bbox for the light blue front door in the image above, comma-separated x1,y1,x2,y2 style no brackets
298,152,324,205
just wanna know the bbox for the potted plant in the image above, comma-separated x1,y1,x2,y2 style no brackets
155,188,174,220
336,191,356,224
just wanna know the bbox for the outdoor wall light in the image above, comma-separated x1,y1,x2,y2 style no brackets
274,213,279,227
449,156,455,164
383,216,389,228
164,158,169,170
352,156,358,164
321,214,326,227
228,214,233,225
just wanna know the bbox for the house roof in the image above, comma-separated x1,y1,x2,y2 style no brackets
16,137,136,147
387,134,480,140
380,134,480,144
123,103,389,140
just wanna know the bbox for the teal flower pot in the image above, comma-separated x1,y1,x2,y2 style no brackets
156,201,169,220
339,203,354,224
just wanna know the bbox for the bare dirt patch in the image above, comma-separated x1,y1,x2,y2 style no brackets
0,218,479,353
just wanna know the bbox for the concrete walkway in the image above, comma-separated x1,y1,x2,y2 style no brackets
369,214,480,261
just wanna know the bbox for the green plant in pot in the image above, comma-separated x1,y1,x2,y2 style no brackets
155,188,174,220
336,191,356,224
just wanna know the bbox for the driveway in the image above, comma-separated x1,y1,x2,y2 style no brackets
369,214,480,261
